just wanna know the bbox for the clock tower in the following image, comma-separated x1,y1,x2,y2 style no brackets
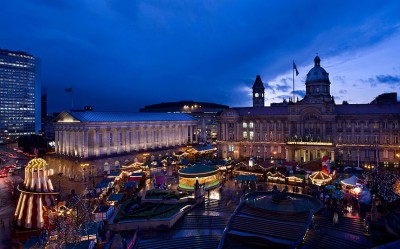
252,75,265,107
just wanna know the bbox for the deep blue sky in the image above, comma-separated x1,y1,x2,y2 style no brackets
1,0,400,112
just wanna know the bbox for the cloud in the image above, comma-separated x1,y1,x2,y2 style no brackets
363,74,400,87
339,90,347,94
292,90,306,98
376,75,400,84
1,0,400,111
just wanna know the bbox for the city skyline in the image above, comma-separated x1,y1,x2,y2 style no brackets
1,0,400,112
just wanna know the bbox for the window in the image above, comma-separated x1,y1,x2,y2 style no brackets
249,122,254,128
249,131,254,140
242,122,247,128
384,135,389,144
228,145,234,152
243,131,248,140
383,150,389,159
364,135,369,143
395,136,399,144
365,121,369,128
383,121,388,129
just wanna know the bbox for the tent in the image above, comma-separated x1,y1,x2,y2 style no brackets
341,175,359,187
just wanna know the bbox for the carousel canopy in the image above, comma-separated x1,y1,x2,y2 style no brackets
25,158,48,171
179,164,218,174
341,175,359,186
309,171,331,180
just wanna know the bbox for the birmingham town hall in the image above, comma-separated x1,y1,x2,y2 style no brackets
217,56,400,167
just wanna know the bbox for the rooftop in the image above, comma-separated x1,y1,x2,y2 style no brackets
55,110,197,123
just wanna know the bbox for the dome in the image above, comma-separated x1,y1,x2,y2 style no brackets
306,56,330,84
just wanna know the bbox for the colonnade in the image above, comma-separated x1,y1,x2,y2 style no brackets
55,123,196,158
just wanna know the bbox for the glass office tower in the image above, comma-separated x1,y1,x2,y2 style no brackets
0,49,40,143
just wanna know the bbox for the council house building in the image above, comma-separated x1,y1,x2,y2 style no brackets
217,56,400,168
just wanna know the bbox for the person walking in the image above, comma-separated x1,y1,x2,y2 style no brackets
333,212,339,225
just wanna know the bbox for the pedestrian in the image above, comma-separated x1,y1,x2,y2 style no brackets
333,212,339,225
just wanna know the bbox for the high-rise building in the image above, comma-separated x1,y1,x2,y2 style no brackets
0,49,40,143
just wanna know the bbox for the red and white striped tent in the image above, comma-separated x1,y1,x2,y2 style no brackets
14,158,58,229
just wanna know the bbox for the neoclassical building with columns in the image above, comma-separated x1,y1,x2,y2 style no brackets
217,56,400,168
53,111,198,158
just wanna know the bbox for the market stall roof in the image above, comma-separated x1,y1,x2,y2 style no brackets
123,181,138,188
107,193,124,202
107,171,121,178
341,175,359,186
288,174,305,179
191,144,216,152
93,205,112,213
95,182,111,189
235,174,257,182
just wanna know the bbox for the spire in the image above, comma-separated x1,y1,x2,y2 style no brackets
314,55,321,67
252,75,265,89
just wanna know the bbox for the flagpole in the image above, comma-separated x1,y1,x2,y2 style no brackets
293,60,295,102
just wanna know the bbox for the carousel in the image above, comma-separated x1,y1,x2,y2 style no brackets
178,163,220,190
14,158,59,229
309,171,332,186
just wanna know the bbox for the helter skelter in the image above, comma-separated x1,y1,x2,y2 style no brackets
13,158,59,229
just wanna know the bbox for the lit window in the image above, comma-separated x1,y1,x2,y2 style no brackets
243,122,247,128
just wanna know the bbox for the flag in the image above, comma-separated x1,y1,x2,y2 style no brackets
293,61,299,76
65,87,72,93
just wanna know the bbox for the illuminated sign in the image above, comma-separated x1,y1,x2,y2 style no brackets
286,141,333,146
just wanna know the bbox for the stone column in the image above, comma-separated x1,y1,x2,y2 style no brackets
117,128,121,154
83,129,89,158
125,128,130,153
106,128,111,156
63,129,66,155
166,126,170,147
189,126,193,144
331,150,335,162
55,130,60,154
285,148,289,161
158,127,162,148
151,126,155,149
93,128,100,157
136,128,140,150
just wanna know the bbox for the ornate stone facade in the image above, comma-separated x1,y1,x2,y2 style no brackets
217,56,400,167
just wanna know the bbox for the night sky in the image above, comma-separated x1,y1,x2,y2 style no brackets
1,1,400,112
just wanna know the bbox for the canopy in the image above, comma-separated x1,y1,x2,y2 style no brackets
333,190,345,199
341,175,359,186
235,174,257,182
309,171,332,186
325,185,336,190
107,193,124,202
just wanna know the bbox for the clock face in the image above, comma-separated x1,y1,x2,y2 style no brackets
255,93,259,98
